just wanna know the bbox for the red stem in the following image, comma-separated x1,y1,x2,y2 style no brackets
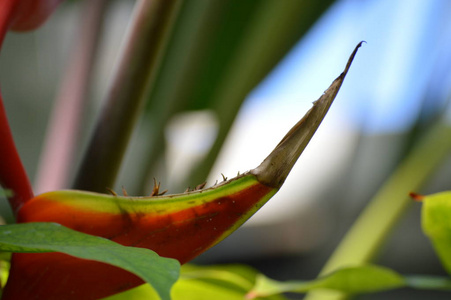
0,93,34,215
0,0,33,215
0,0,17,44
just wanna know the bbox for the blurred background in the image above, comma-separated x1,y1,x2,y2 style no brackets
1,0,451,299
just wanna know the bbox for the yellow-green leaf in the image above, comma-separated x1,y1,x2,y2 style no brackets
421,191,451,274
246,265,405,299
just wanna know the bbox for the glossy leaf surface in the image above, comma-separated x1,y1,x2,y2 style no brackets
0,222,179,300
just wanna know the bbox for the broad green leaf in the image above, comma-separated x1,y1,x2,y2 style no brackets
0,222,180,300
179,264,256,291
421,191,451,274
246,265,405,299
104,264,286,300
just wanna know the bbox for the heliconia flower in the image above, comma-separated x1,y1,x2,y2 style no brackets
2,43,363,300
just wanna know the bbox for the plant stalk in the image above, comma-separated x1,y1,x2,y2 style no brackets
0,94,34,215
35,0,108,194
73,0,182,192
0,2,34,215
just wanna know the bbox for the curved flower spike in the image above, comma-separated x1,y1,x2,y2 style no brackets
4,43,363,300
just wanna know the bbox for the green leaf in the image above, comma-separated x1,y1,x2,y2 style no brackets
104,263,451,300
0,188,12,198
246,265,406,298
421,191,451,274
0,222,180,300
104,264,286,300
73,0,182,192
179,264,256,291
101,284,159,300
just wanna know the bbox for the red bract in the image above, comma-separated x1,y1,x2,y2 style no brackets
1,0,62,34
0,94,33,213
9,0,62,31
4,178,275,299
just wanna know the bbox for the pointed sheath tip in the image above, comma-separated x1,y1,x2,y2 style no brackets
251,42,363,188
343,41,365,75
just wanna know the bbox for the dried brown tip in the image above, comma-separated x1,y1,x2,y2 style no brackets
121,186,129,196
106,187,118,196
150,178,168,196
194,182,207,191
251,42,363,188
409,192,425,202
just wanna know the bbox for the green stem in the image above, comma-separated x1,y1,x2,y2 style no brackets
73,0,182,192
134,0,225,194
305,123,451,300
